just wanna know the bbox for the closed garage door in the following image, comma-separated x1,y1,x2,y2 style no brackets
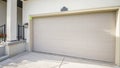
32,12,116,62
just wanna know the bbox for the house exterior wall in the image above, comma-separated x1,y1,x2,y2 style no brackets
0,1,6,26
17,7,22,25
0,1,22,26
23,0,120,42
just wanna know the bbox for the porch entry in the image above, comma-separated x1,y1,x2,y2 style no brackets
32,11,116,63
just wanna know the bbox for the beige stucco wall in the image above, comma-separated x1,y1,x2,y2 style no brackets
0,1,22,26
23,0,120,42
0,1,6,26
17,7,23,25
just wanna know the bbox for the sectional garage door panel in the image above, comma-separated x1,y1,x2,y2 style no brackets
33,12,116,62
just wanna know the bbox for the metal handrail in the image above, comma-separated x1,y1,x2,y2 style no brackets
0,24,6,42
17,24,25,40
0,24,25,42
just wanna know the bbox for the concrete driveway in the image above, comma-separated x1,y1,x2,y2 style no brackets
0,52,116,68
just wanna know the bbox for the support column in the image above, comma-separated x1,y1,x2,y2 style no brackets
115,8,120,66
7,0,17,41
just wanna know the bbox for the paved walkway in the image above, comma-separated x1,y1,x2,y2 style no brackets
0,52,117,68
